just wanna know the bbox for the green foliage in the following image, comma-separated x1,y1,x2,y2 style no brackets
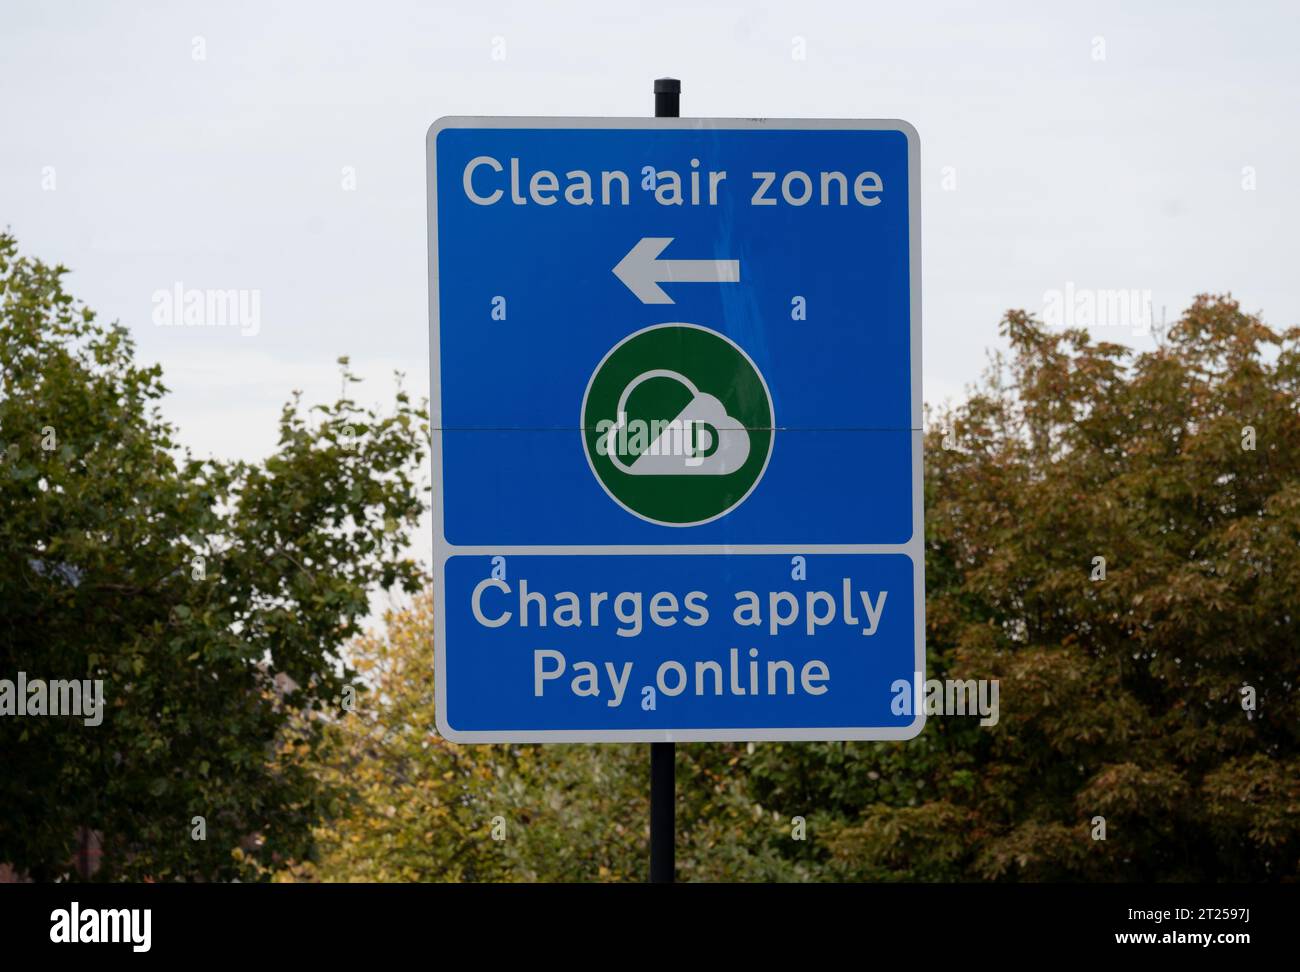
301,593,809,883
0,234,429,880
294,591,514,882
5,231,1292,883
806,297,1300,881
296,592,637,882
303,297,1298,883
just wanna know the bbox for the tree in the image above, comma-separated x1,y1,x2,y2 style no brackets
297,590,513,882
303,297,1298,883
753,297,1300,881
299,590,651,883
301,588,814,883
0,234,429,880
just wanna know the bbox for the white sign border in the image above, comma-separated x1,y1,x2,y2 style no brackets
426,116,924,743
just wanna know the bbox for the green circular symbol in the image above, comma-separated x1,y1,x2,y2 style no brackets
581,323,774,526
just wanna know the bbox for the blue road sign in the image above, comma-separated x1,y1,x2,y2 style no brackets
427,117,923,741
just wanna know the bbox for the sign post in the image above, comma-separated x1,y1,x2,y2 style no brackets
648,79,680,886
425,85,924,879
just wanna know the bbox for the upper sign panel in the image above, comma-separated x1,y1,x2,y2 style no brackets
428,118,919,547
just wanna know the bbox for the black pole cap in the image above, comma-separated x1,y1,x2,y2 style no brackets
654,78,680,118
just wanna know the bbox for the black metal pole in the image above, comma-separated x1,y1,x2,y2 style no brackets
649,76,680,886
654,77,680,119
650,738,675,882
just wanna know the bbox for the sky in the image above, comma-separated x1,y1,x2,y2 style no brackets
2,0,1296,471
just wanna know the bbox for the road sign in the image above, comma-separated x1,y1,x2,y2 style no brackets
427,117,923,742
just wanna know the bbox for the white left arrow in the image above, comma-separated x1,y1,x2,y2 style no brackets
612,237,741,304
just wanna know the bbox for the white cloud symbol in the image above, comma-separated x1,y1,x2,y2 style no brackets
605,370,751,476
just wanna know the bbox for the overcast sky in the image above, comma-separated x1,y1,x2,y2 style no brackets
3,0,1296,470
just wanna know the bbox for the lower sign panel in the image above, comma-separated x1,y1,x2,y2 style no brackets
436,552,924,741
